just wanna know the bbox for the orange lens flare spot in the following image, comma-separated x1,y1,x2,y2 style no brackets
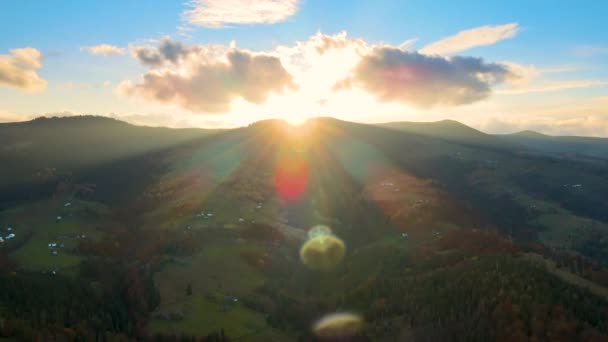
274,154,309,201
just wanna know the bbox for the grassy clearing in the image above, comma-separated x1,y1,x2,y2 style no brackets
150,240,276,338
155,242,265,302
2,199,107,272
533,213,608,248
148,294,276,339
523,252,608,299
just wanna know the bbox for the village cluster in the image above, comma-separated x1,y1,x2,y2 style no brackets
1,225,15,243
380,181,400,192
191,202,265,227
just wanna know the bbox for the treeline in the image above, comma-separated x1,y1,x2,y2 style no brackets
0,271,132,340
245,229,608,341
0,248,162,340
360,255,608,341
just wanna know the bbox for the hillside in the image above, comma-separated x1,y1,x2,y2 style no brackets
378,119,519,151
0,116,220,207
0,115,218,170
1,116,608,340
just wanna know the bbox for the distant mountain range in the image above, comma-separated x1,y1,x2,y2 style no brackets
379,119,608,159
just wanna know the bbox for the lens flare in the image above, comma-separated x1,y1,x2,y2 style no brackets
307,224,333,240
312,312,364,340
300,225,345,271
274,152,309,201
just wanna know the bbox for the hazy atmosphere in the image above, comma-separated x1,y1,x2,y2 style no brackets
2,1,608,341
1,0,607,135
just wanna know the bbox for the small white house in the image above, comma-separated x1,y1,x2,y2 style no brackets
64,202,72,207
56,216,62,221
6,233,15,240
238,218,245,223
6,227,12,231
0,237,4,243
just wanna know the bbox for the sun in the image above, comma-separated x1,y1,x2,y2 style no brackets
286,116,308,126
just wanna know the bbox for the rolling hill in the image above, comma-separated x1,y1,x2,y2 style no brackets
1,116,608,340
380,119,608,160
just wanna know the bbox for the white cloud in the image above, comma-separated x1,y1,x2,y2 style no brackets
120,38,296,113
468,95,608,137
117,31,521,117
420,23,520,55
499,61,540,85
398,38,418,51
0,47,47,92
334,47,514,109
183,0,299,28
497,80,608,95
538,65,579,74
81,44,125,56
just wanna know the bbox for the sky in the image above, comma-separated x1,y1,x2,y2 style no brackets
1,0,607,136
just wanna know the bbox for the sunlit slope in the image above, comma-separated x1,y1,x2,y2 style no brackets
3,117,608,339
141,119,481,338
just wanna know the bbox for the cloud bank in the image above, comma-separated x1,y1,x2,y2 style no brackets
118,32,529,114
334,47,514,109
420,23,519,55
120,39,296,113
0,48,47,91
81,44,125,56
184,0,299,28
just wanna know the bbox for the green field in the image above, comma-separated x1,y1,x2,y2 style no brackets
148,294,275,339
2,199,107,272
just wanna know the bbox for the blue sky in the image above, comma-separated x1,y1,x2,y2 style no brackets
0,0,607,135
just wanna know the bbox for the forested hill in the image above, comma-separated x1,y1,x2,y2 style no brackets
380,119,608,159
0,116,219,200
1,116,608,340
